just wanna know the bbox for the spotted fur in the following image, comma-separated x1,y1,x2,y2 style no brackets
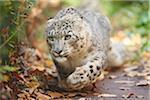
46,7,111,90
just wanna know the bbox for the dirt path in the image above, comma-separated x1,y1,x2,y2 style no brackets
69,68,149,100
94,69,149,100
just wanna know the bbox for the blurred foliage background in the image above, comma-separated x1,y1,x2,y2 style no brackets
0,0,149,80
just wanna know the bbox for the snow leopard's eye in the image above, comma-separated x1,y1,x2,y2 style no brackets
48,37,54,41
64,35,71,40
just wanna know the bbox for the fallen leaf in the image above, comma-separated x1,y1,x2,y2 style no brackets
135,95,144,99
122,93,134,98
65,93,77,98
124,66,138,72
35,92,51,100
125,71,139,77
2,75,10,82
98,94,117,98
25,79,40,89
65,92,87,98
108,75,117,79
47,92,64,99
92,92,100,96
17,90,30,99
31,65,45,71
136,80,150,86
44,59,54,68
119,87,130,90
78,97,86,100
145,75,150,81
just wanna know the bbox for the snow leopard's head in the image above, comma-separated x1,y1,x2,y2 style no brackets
46,7,92,58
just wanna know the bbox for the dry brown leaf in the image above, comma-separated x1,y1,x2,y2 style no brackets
44,59,54,68
23,77,40,94
17,93,26,98
65,92,87,98
2,75,10,82
65,93,77,98
92,92,101,96
25,80,40,88
47,92,64,99
35,92,51,100
31,65,45,71
17,90,30,99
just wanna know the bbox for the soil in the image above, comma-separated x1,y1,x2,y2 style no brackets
93,69,149,100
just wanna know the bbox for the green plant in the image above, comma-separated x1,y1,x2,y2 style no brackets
0,0,34,64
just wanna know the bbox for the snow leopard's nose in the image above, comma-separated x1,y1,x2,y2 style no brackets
53,40,63,55
54,49,62,54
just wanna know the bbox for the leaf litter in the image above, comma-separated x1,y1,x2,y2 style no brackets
0,44,104,99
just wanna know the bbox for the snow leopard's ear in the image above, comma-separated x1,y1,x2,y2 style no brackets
55,7,78,19
55,7,84,20
47,18,54,28
45,18,54,36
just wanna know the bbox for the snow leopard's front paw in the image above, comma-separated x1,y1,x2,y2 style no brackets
66,67,89,90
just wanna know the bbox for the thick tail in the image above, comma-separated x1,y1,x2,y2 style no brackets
107,39,130,67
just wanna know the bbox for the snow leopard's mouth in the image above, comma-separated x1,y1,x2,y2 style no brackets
52,51,68,58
